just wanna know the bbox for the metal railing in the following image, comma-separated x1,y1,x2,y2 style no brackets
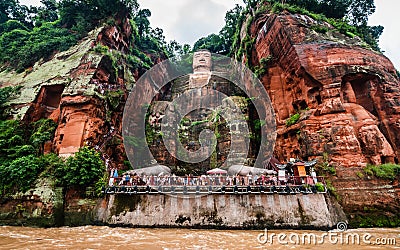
103,175,327,195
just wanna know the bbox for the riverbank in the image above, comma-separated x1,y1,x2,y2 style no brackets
1,176,399,229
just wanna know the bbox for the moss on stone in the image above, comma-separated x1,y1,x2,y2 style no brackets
113,194,142,215
349,210,400,228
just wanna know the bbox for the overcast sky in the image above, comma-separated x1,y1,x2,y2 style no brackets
19,0,399,69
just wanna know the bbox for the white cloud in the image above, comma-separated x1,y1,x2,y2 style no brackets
369,0,400,70
138,0,242,45
19,0,42,7
170,0,226,44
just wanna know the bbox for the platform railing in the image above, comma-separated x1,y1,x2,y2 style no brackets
103,175,327,195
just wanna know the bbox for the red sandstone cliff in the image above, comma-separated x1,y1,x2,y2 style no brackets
0,17,156,170
245,11,400,167
241,7,400,221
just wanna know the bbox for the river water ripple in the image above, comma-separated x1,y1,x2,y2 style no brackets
0,226,399,249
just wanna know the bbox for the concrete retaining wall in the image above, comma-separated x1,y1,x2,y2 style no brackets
95,193,345,229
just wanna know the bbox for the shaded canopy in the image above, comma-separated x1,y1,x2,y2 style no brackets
228,165,276,176
206,168,228,175
124,165,171,176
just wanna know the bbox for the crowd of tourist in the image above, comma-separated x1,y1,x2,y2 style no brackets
108,168,321,187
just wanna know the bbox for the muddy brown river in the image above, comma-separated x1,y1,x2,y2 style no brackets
0,226,399,249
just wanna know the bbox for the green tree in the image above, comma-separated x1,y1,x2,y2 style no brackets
0,86,16,118
56,147,105,187
0,119,26,162
346,0,375,26
0,20,77,71
0,19,28,33
1,155,42,193
193,33,225,53
58,0,139,38
0,0,18,24
32,0,59,24
193,4,243,55
39,153,66,178
134,8,150,37
0,0,32,27
166,40,191,58
219,4,243,55
29,118,57,155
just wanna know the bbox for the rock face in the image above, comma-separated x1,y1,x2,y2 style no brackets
0,18,138,168
1,7,399,228
247,11,400,166
243,8,400,223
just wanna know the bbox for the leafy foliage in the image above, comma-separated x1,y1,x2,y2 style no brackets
193,4,243,55
0,119,27,162
316,152,337,175
0,0,157,71
1,155,42,193
315,182,325,192
0,86,19,118
0,19,77,71
55,147,105,187
39,153,67,178
30,118,58,154
193,34,225,54
285,113,300,126
364,164,400,180
0,119,105,194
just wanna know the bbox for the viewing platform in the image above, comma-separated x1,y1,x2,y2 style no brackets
102,176,327,195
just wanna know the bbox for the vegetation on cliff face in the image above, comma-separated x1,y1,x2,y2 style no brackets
193,4,243,55
0,0,186,73
0,116,104,196
0,0,189,197
194,0,383,57
363,163,400,180
0,88,104,195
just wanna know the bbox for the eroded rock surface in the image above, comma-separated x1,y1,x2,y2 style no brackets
244,8,400,221
247,11,400,167
0,18,137,168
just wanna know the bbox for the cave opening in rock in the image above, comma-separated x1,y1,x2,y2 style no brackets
42,85,64,109
342,74,378,117
292,100,308,111
25,84,64,122
307,87,322,107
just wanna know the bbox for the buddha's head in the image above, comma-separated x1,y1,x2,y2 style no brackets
193,49,212,72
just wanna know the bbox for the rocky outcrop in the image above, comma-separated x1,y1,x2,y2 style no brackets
0,180,64,227
0,17,139,168
246,11,400,166
243,7,400,224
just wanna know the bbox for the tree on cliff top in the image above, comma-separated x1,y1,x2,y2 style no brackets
58,0,140,38
193,4,243,55
0,0,171,71
204,0,383,55
269,0,383,50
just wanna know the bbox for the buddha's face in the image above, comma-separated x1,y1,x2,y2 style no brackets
193,50,212,72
